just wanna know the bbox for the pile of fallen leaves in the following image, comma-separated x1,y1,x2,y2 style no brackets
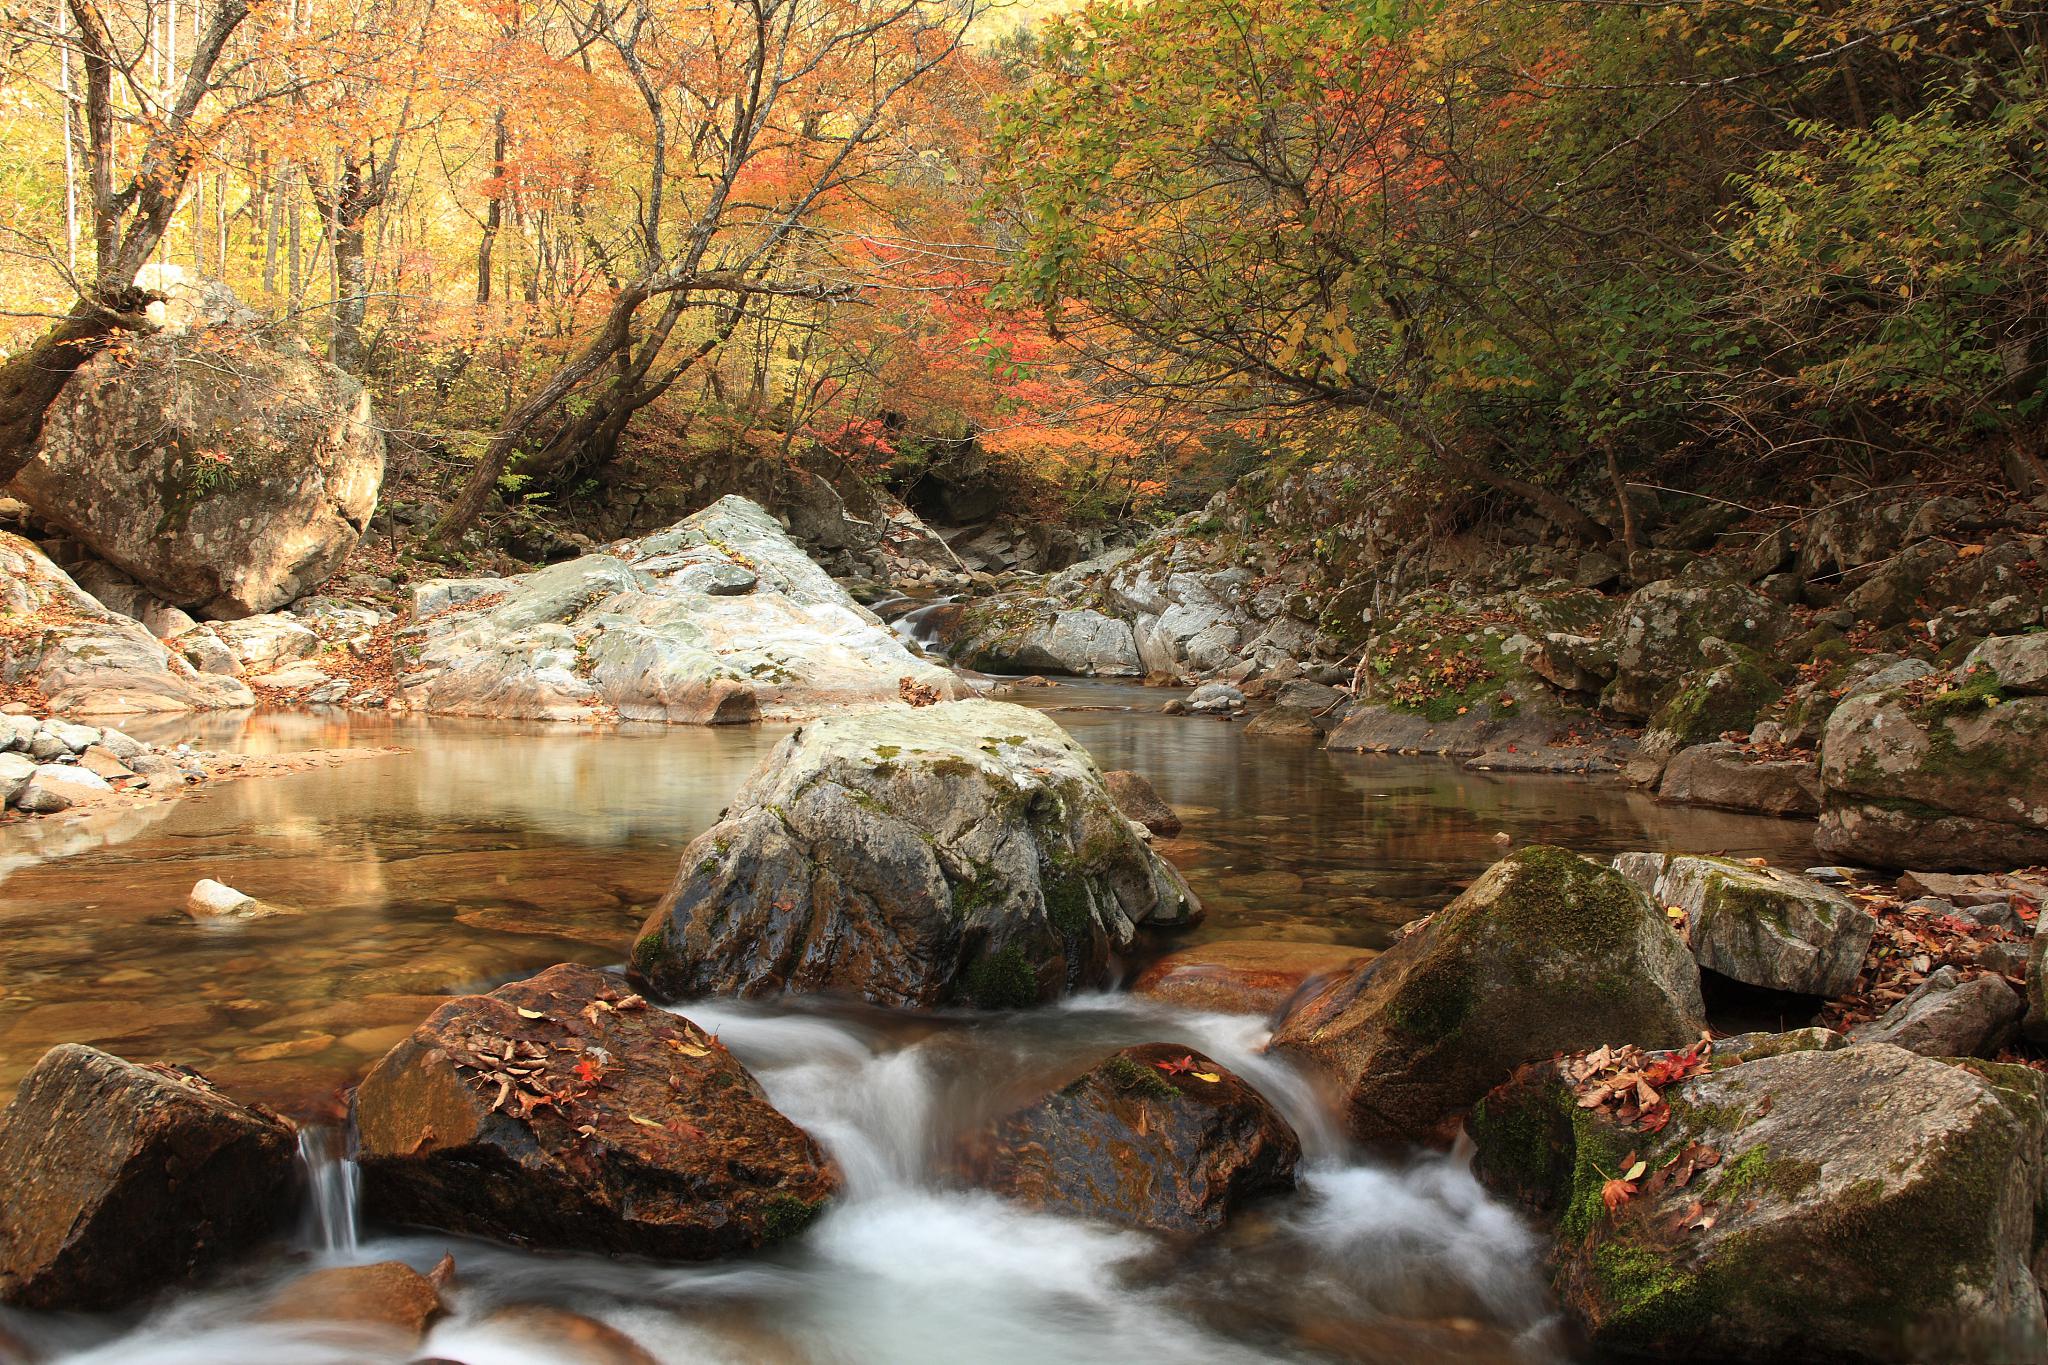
1820,879,2032,1031
1153,1053,1221,1083
1562,1036,1712,1135
899,675,941,707
1596,1137,1725,1230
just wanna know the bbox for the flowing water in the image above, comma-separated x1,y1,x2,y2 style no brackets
0,685,1821,1363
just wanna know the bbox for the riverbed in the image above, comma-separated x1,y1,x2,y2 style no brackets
0,687,1819,1363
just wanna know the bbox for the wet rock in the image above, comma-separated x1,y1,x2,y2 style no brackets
1242,704,1321,738
16,284,384,618
1472,1044,2048,1363
1185,682,1244,714
1656,742,1818,818
0,534,253,714
1602,580,1789,719
353,963,838,1258
480,1305,661,1365
958,1043,1299,1234
262,1260,443,1340
185,878,299,922
0,1044,299,1310
630,701,1200,1008
1817,670,2048,870
1847,967,2022,1057
1270,847,1705,1145
947,600,1143,677
1103,769,1182,837
1619,854,1874,997
1131,941,1375,1016
396,497,955,723
13,763,112,814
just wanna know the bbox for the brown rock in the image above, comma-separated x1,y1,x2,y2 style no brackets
1130,941,1376,1016
1656,743,1818,818
262,1260,443,1340
353,963,838,1258
958,1043,1299,1235
0,1044,299,1310
76,744,135,782
483,1305,661,1365
1102,768,1183,837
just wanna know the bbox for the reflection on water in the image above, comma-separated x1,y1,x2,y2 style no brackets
0,692,1814,1105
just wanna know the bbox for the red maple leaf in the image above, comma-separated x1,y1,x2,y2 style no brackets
1153,1054,1200,1076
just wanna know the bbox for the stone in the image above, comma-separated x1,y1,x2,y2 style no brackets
411,577,504,618
1620,854,1874,997
1131,941,1375,1015
478,1306,661,1365
1523,632,1615,694
1103,769,1182,837
185,878,298,922
42,719,99,751
1635,660,1780,773
1472,1045,2048,1363
947,600,1144,677
1847,967,2022,1057
396,497,955,723
0,1044,299,1310
13,763,113,814
25,729,71,761
0,752,31,806
94,727,144,761
198,614,322,675
957,1043,1299,1235
1242,704,1321,738
1270,847,1706,1145
1705,1026,1845,1065
262,1261,443,1340
1965,633,2048,696
76,745,133,782
353,963,837,1258
1601,579,1788,719
16,289,384,618
1185,682,1244,714
631,701,1201,1008
1656,743,1818,818
0,534,253,714
1817,674,2048,870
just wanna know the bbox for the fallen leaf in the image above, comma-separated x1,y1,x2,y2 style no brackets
516,1008,546,1020
1190,1071,1222,1083
1624,1158,1647,1181
1601,1176,1638,1213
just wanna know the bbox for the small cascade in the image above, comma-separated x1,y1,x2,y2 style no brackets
295,1124,361,1256
893,596,959,653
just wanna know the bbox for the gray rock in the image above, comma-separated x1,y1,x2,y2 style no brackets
1272,846,1705,1144
1657,743,1818,818
1523,632,1614,693
26,730,73,762
93,728,144,761
1848,967,2022,1057
1185,683,1245,714
1705,1026,1845,1065
630,700,1201,1008
1474,1044,2048,1362
0,752,33,806
1966,633,2048,696
410,578,503,618
397,497,955,723
16,282,384,618
1602,579,1788,718
1818,677,2048,870
948,600,1143,677
1623,853,1875,997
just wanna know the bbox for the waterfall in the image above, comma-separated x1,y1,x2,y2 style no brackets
295,1124,361,1256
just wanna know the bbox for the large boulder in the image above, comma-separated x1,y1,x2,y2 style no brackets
396,496,957,723
1817,663,2048,870
630,700,1201,1008
0,1044,299,1310
1615,854,1875,997
15,288,384,618
353,963,838,1258
1472,1044,2048,1362
1602,579,1788,719
0,534,253,714
1847,966,2023,1057
1269,847,1706,1144
957,1043,1299,1234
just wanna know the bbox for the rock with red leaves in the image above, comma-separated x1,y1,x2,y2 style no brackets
353,963,838,1258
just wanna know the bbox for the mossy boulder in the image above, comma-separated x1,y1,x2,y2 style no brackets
947,597,1142,677
956,1043,1300,1235
1616,854,1874,998
1817,667,2048,870
353,964,838,1258
629,700,1201,1008
1603,580,1789,720
1472,1044,2048,1363
1268,847,1706,1145
1639,660,1781,765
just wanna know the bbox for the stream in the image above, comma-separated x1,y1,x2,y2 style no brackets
0,684,1820,1363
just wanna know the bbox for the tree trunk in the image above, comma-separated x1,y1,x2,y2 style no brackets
477,110,505,304
332,214,370,373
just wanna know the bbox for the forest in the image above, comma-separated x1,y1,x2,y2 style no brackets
4,3,2048,1364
